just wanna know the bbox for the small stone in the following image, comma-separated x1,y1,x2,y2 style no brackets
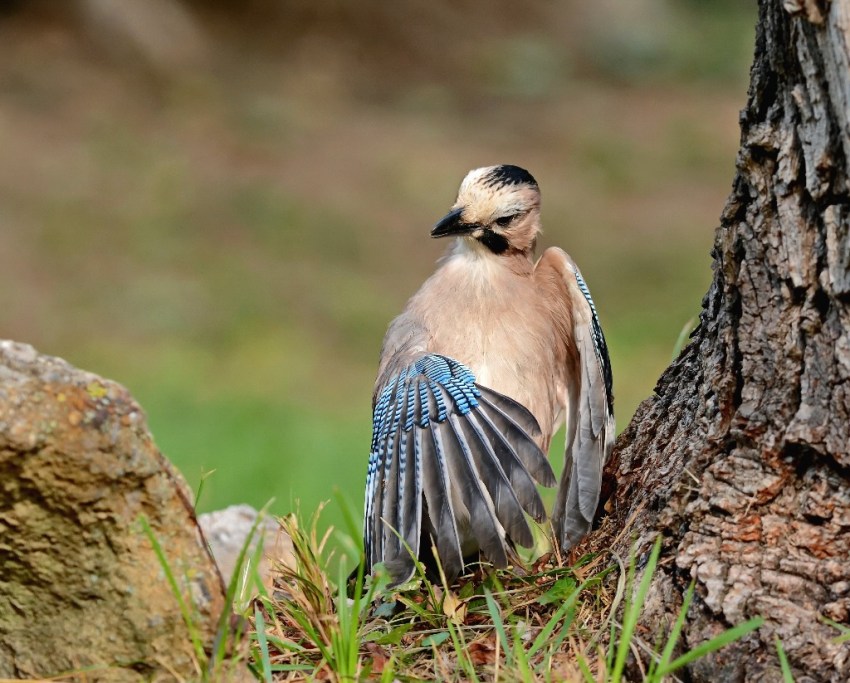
199,504,294,593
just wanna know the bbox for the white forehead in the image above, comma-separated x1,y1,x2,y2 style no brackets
459,166,499,193
456,166,538,215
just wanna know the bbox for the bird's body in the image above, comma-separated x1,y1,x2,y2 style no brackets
378,241,571,450
364,165,614,583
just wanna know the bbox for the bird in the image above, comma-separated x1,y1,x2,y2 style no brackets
363,164,614,584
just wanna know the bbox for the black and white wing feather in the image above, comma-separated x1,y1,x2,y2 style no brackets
364,355,556,584
552,255,615,551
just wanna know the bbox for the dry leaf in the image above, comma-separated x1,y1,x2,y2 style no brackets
442,589,467,624
468,636,497,666
313,662,334,681
365,641,389,674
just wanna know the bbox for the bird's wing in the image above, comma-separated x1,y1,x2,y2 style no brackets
365,354,557,584
537,247,614,552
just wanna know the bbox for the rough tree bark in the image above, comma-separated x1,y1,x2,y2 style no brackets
585,1,850,681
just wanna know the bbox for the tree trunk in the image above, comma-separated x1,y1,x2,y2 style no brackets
586,1,850,680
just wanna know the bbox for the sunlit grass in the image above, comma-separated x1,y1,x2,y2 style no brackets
24,503,763,681
247,503,763,682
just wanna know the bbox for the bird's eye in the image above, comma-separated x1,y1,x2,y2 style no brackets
495,214,517,227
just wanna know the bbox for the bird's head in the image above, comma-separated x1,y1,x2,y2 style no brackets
431,165,542,255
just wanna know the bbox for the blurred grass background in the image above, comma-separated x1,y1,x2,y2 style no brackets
0,0,755,534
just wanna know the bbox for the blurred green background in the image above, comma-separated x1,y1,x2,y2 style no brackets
0,0,755,534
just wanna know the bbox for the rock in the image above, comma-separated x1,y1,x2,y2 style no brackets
0,341,227,681
199,504,294,593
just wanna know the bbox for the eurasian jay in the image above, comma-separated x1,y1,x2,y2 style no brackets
364,165,614,584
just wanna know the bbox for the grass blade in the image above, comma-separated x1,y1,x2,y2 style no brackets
484,587,512,663
193,468,216,513
528,587,577,659
213,500,274,665
139,515,206,664
447,619,478,682
672,316,697,359
821,616,850,644
775,637,794,683
576,653,596,683
253,603,273,683
648,580,694,679
610,536,662,683
656,617,764,676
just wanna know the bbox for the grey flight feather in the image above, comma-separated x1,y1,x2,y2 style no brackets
550,257,615,551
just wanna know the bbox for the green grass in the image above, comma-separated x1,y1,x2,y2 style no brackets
26,504,764,682
140,515,209,665
243,504,763,682
143,504,272,681
775,638,795,683
821,616,850,645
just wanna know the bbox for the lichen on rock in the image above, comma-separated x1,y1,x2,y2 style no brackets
0,340,227,681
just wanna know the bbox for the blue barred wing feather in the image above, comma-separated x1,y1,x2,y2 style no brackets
364,354,556,584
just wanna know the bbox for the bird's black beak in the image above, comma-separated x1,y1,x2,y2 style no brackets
431,207,476,238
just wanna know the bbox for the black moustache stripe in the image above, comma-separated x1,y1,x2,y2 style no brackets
479,230,510,254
